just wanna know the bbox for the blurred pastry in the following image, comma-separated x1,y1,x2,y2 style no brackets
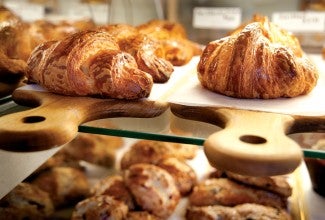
64,132,123,167
120,140,174,169
198,15,319,99
124,163,180,219
169,142,198,160
90,174,135,210
30,147,83,176
126,211,160,220
0,6,95,78
99,24,174,83
301,0,325,11
98,23,138,41
157,157,197,196
0,6,96,98
137,19,202,66
31,167,90,208
28,19,95,46
186,203,291,220
0,182,54,220
71,195,128,220
25,149,85,182
226,172,291,198
0,10,28,77
0,6,21,24
138,19,187,39
120,140,198,169
209,170,292,198
189,178,287,209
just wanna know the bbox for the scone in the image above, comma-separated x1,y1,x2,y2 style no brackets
32,147,83,175
189,178,287,209
31,167,90,208
126,211,160,220
124,163,180,219
71,195,128,220
186,203,291,220
0,182,54,220
157,157,197,196
64,132,123,167
120,140,198,169
90,174,135,210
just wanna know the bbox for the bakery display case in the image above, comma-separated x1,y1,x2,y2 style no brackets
0,0,325,219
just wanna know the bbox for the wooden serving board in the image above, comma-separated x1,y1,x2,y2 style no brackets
171,104,325,176
0,85,168,152
168,55,325,176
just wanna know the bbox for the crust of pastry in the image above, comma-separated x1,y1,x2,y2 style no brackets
123,163,180,218
26,30,153,99
137,19,202,66
99,24,174,83
198,16,319,99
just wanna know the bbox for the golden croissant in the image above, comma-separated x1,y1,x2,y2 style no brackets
99,24,174,83
137,19,202,66
26,30,153,99
0,6,96,77
198,16,319,99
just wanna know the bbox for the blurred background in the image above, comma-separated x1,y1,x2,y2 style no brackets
2,0,325,48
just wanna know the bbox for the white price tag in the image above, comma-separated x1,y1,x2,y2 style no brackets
193,7,241,29
272,12,325,33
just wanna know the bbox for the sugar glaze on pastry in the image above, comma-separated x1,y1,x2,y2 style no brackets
197,16,319,99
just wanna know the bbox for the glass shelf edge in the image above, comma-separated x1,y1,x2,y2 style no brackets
78,125,205,146
78,125,325,159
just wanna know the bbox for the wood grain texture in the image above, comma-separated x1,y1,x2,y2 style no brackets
0,89,168,152
170,103,325,176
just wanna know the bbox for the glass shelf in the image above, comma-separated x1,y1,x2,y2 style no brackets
78,125,325,159
1,95,324,159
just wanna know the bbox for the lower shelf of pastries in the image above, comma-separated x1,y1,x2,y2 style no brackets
1,133,324,220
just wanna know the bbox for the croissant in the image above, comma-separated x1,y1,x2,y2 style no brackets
99,24,174,83
98,24,138,41
0,6,96,79
0,5,21,25
137,19,202,66
26,30,153,99
197,16,319,99
0,10,29,76
230,14,303,57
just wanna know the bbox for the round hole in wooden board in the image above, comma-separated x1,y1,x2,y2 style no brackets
239,135,267,144
22,116,46,123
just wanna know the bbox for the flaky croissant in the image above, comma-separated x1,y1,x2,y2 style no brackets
137,19,202,66
230,14,303,57
26,30,153,99
99,24,174,83
198,16,319,99
0,6,96,77
0,9,29,76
